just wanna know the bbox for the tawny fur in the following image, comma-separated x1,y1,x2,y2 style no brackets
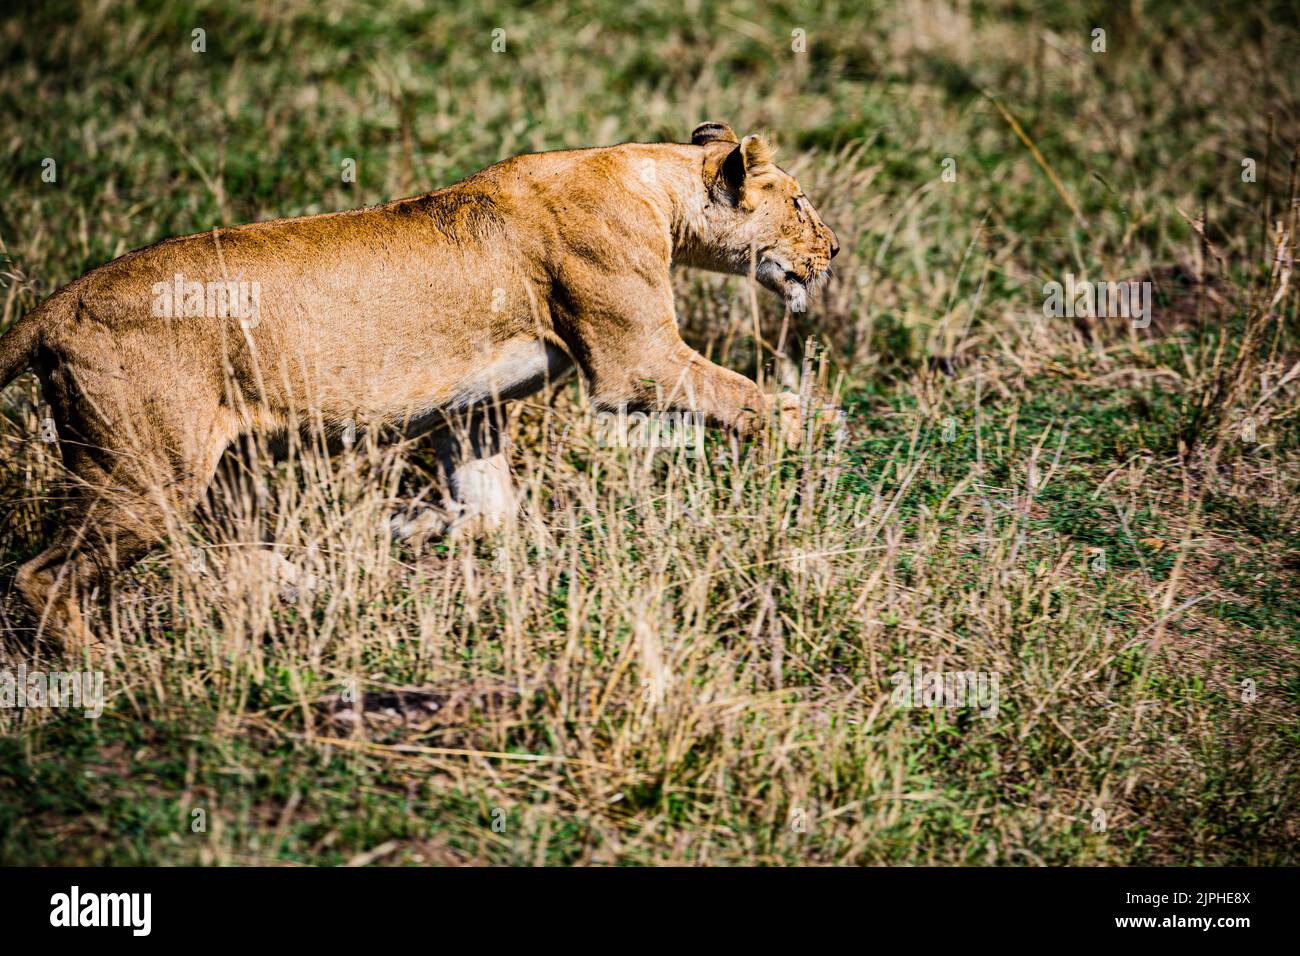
0,121,838,651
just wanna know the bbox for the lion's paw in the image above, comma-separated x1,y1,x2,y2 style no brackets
766,392,847,450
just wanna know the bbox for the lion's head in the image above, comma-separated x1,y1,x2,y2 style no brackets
681,121,839,312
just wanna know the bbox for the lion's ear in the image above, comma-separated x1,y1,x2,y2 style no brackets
718,134,775,197
739,133,774,169
691,121,739,146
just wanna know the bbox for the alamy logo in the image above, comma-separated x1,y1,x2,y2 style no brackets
594,406,705,457
152,272,261,327
1042,272,1151,328
50,886,151,936
0,664,103,718
890,665,1000,718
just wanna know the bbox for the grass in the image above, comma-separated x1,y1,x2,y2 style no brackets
1,0,1298,865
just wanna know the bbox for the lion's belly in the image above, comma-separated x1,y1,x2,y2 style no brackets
380,337,571,436
445,338,572,409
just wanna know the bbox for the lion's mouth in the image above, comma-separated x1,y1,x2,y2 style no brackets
779,266,833,313
755,256,831,313
783,272,809,313
755,259,803,309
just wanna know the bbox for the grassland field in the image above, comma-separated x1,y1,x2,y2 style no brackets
0,0,1297,865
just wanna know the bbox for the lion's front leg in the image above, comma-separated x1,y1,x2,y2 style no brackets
444,447,517,538
641,338,803,446
575,303,802,446
391,406,518,545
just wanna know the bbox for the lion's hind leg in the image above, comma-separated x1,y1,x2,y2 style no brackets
13,380,234,656
14,473,175,656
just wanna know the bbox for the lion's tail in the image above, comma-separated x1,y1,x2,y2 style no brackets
0,309,39,391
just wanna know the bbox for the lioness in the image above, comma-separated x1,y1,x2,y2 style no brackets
0,121,838,649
